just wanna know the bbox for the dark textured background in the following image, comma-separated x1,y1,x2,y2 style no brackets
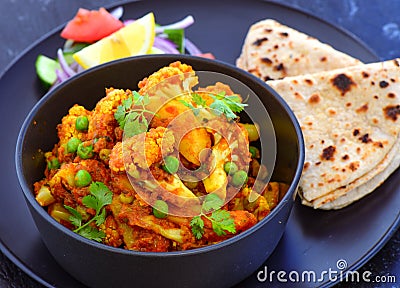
0,0,399,287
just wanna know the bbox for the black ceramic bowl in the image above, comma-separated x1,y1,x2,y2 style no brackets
16,55,304,288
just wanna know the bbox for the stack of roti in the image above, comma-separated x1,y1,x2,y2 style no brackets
237,19,400,209
236,19,362,80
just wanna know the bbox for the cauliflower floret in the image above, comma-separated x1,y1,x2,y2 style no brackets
57,104,91,145
109,126,175,172
88,88,131,140
138,61,195,95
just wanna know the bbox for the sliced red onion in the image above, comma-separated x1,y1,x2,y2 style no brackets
57,49,76,77
184,38,202,55
55,68,69,83
110,6,124,20
155,15,194,34
153,36,180,54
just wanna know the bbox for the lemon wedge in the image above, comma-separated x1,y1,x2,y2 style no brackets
73,12,155,69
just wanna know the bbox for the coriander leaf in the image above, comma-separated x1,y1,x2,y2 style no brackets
190,216,205,240
209,99,237,120
132,91,141,102
78,226,105,242
93,208,107,226
124,115,147,138
178,99,200,116
114,105,127,129
202,193,224,213
64,205,82,227
210,210,236,236
64,181,112,243
192,93,207,106
84,182,113,212
224,95,247,113
123,97,133,110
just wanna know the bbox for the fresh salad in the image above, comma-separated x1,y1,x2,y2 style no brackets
35,7,214,90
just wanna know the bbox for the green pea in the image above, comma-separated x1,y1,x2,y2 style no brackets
242,123,259,142
99,149,111,161
249,146,260,158
66,137,82,153
47,158,60,170
119,193,133,204
74,169,92,187
77,143,94,159
153,200,169,219
231,170,248,187
162,156,179,174
75,116,89,131
224,161,238,175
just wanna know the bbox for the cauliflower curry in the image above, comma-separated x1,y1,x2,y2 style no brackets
34,61,288,252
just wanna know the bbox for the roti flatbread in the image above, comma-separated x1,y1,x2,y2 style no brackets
236,19,362,80
267,59,400,209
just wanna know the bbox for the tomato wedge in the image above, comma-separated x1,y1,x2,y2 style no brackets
197,53,216,59
60,7,124,43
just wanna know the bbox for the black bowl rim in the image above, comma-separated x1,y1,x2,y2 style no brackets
15,54,305,257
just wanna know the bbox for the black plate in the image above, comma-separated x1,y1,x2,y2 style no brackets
1,0,398,287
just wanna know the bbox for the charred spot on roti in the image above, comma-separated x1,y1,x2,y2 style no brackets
371,81,375,86
372,117,379,124
331,73,356,96
327,108,337,116
308,94,320,104
274,44,279,50
321,140,325,144
390,78,396,83
264,28,273,33
356,147,361,153
384,104,400,121
318,183,324,187
362,71,370,78
307,121,313,126
379,80,389,88
320,56,327,62
387,93,396,98
274,63,285,72
309,144,315,149
340,138,346,143
374,95,379,99
303,162,310,170
346,102,352,107
348,162,360,172
261,57,273,65
294,92,303,100
359,133,372,143
292,79,299,84
342,154,349,160
263,76,273,81
248,68,261,77
353,129,360,136
321,145,336,161
374,141,384,148
304,79,313,85
356,104,368,113
315,161,321,166
252,37,268,46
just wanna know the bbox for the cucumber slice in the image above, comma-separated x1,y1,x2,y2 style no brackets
35,55,60,89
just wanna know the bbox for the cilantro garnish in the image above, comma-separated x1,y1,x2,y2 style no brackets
64,182,113,242
182,92,247,120
114,91,156,137
190,193,236,239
